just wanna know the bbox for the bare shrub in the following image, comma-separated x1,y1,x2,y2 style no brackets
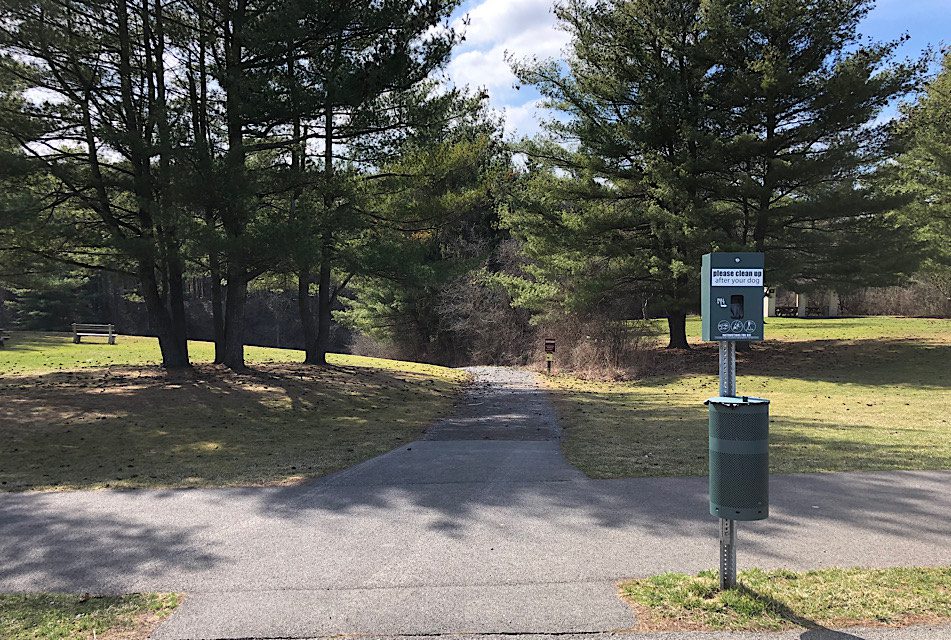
435,270,535,365
537,315,660,379
349,332,406,361
841,275,951,317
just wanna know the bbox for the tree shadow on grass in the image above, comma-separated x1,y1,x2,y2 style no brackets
0,332,71,352
0,368,948,597
0,363,461,491
638,338,951,389
735,584,872,639
550,387,951,477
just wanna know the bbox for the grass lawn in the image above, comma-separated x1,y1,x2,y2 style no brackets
0,592,179,640
547,316,951,477
620,567,951,632
0,332,468,491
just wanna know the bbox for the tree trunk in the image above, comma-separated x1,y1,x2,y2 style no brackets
0,288,8,327
167,250,190,364
315,234,332,366
666,310,690,349
210,256,225,364
298,268,321,364
139,266,189,368
222,266,248,370
314,82,336,367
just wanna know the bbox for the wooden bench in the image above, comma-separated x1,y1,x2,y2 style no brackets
774,306,825,318
72,323,116,345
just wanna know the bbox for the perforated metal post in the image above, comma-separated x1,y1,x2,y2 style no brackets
718,340,737,590
719,517,737,589
719,341,736,396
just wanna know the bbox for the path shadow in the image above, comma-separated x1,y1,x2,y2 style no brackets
800,630,866,639
0,491,220,591
1,368,948,594
240,373,951,558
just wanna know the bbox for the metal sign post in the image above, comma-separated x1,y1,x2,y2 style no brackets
702,252,769,593
718,340,737,590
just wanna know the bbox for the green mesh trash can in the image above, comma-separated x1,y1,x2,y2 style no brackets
706,396,769,521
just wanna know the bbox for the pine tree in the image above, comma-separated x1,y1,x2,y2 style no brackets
705,0,924,293
892,51,951,308
340,95,512,363
284,0,462,365
509,0,724,348
0,0,192,367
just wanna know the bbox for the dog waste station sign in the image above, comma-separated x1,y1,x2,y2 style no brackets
702,253,764,341
700,252,770,590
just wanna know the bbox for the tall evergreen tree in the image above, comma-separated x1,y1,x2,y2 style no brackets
891,51,951,305
341,95,513,363
509,0,722,348
508,0,923,348
177,0,326,369
0,0,192,366
274,0,461,365
706,0,923,292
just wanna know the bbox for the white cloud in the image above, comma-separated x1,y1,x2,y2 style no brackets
445,0,569,136
445,48,514,91
501,99,547,139
453,0,561,48
445,0,946,139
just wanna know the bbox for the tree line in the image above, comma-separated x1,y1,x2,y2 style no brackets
0,0,948,368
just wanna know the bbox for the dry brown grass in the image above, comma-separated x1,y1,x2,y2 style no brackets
546,317,951,477
1,344,468,491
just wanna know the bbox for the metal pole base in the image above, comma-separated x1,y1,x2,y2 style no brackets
719,517,737,589
718,340,738,590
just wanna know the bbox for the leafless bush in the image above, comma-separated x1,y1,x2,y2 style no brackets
537,315,659,379
348,332,406,361
841,275,951,317
435,270,535,365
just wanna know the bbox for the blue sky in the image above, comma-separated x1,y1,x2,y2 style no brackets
442,0,950,138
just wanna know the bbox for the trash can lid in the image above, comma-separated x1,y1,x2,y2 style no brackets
705,396,770,406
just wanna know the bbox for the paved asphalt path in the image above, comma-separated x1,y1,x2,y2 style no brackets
1,366,949,639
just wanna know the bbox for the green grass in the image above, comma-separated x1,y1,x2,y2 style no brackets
620,568,951,631
548,316,951,477
0,331,448,375
0,592,179,640
678,315,950,343
0,332,469,491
